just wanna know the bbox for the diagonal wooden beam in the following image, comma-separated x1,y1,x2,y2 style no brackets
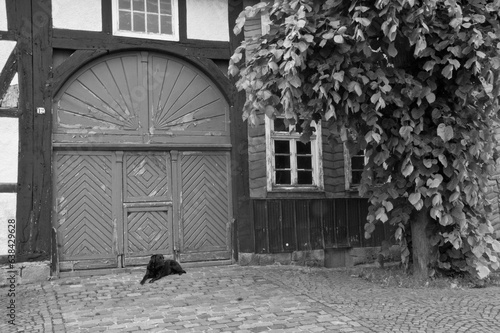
0,46,17,103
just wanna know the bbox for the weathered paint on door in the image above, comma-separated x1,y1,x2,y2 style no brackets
54,151,119,270
52,52,232,271
122,152,174,266
179,152,232,262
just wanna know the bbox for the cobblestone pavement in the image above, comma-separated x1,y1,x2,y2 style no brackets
1,265,500,332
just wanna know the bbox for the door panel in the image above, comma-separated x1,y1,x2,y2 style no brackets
179,152,232,262
123,205,174,266
123,153,171,202
54,152,118,270
123,152,173,265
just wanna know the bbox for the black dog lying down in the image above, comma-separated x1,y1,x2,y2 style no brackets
140,254,186,285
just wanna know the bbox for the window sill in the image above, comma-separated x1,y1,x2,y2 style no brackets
267,188,326,199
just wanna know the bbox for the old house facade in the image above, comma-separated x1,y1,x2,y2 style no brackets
0,0,390,280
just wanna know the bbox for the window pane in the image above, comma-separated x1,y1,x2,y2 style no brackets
352,171,362,185
297,156,312,170
276,170,291,185
351,155,364,170
133,12,145,32
273,118,287,132
160,0,172,15
147,13,159,33
133,0,145,11
119,10,132,30
275,155,290,169
274,140,290,154
119,0,131,10
297,171,313,185
296,141,311,154
295,119,304,133
146,0,159,13
160,15,172,34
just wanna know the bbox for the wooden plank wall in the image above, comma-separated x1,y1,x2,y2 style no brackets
251,198,393,254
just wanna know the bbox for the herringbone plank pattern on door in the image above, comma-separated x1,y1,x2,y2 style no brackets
55,153,114,259
127,210,170,253
125,154,169,200
181,154,229,252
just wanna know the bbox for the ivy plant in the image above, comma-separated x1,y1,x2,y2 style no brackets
229,0,500,278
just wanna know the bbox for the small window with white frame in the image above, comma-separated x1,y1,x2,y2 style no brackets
345,147,366,190
112,0,179,41
265,117,323,191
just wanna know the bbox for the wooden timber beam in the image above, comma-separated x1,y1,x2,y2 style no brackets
51,29,231,59
0,46,17,102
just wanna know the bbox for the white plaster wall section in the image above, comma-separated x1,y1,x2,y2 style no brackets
52,0,102,31
0,0,7,31
186,0,229,41
0,118,18,256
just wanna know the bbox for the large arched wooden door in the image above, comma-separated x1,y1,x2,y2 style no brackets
52,52,232,271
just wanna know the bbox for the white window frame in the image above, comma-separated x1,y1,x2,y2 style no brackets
344,145,367,190
265,116,323,191
112,0,179,41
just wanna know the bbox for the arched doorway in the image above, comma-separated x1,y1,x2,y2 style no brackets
52,51,232,271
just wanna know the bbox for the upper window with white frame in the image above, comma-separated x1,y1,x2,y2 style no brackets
265,117,323,191
112,0,179,41
345,147,366,190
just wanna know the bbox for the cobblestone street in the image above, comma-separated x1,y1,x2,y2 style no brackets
1,265,499,332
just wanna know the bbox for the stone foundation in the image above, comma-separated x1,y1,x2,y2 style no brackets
0,261,51,286
239,246,401,268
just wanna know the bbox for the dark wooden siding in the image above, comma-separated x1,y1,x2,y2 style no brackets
322,125,347,195
248,114,267,198
252,198,393,253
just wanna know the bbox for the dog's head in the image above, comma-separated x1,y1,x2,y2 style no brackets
148,254,165,270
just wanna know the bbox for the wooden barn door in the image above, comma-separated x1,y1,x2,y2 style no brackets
54,151,119,270
53,51,234,270
178,152,232,262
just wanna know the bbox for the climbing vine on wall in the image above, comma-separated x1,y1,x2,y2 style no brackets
230,0,500,278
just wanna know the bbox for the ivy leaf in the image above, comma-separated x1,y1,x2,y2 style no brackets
427,174,443,188
333,71,344,82
437,124,454,142
334,35,345,43
441,64,454,79
364,222,376,238
355,17,371,27
399,126,413,140
414,36,427,56
438,154,448,167
325,105,336,120
388,43,398,57
450,17,463,29
425,93,436,104
449,191,460,202
477,264,490,279
409,192,421,206
323,31,335,39
402,162,414,177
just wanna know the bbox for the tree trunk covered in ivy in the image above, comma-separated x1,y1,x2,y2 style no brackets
411,208,438,279
230,0,500,279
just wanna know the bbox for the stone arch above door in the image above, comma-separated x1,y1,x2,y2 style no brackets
53,51,230,146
